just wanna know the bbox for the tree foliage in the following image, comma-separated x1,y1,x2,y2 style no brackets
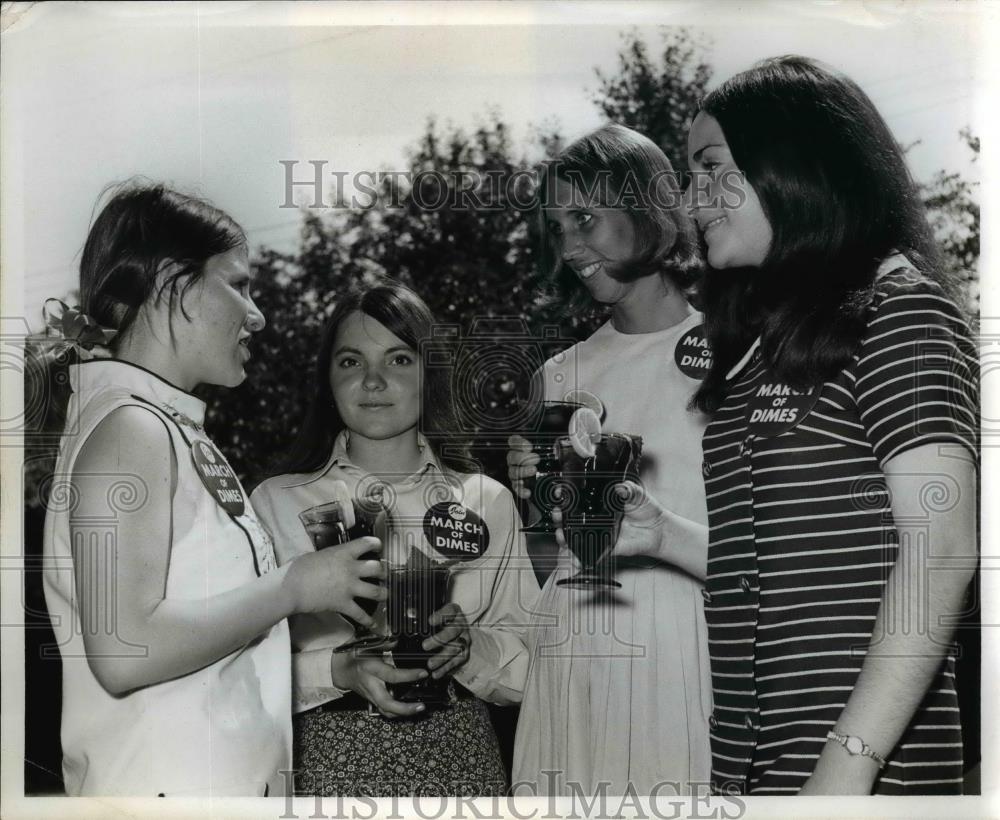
592,28,713,175
200,116,579,487
199,29,717,487
26,27,980,495
921,128,980,317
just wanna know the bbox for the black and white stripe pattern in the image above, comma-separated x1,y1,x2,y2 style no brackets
702,269,977,795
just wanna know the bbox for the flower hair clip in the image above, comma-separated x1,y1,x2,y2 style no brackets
39,299,117,355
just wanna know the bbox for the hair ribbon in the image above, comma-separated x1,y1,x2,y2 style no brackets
37,299,117,356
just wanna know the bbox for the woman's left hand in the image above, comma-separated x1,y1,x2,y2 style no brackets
554,481,666,561
422,603,471,679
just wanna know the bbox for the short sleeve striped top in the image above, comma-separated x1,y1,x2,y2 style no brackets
701,264,978,795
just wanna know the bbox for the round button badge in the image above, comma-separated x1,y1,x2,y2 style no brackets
674,324,713,380
423,502,490,561
744,374,821,437
190,439,245,516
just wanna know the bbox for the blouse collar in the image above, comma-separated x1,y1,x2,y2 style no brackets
327,429,440,479
70,358,207,427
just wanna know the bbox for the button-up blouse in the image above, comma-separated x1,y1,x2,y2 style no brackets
701,261,977,795
251,431,541,712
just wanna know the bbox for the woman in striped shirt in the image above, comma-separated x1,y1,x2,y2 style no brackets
620,56,978,794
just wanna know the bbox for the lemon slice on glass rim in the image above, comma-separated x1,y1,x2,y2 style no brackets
568,407,602,458
563,389,605,422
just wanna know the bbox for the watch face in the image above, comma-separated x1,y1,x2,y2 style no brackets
846,736,864,755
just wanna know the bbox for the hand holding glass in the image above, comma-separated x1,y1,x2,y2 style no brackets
385,548,454,706
517,400,585,532
298,497,394,653
554,432,643,589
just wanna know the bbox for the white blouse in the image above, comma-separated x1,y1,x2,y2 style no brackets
251,430,541,712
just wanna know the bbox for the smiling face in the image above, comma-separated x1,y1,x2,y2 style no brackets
329,311,422,445
686,111,773,270
544,176,642,304
173,245,265,388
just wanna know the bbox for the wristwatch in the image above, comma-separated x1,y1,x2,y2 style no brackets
825,730,888,769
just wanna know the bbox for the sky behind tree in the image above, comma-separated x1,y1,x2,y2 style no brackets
1,1,989,323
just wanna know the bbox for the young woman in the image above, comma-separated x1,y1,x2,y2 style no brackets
626,55,978,795
507,124,713,795
251,280,540,797
41,182,383,796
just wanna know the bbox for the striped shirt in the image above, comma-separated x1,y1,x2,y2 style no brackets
701,264,978,795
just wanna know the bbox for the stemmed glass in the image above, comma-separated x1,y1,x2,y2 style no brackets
298,495,394,654
554,432,643,589
520,400,586,533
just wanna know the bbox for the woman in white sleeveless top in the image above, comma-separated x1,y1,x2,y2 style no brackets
41,182,383,796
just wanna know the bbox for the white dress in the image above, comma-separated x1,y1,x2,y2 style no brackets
513,309,713,795
42,360,292,796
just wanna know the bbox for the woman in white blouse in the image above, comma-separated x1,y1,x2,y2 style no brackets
252,279,540,796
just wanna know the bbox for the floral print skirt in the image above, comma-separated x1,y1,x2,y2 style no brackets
293,696,507,796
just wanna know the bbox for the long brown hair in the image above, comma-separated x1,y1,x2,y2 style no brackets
692,56,956,414
279,279,472,475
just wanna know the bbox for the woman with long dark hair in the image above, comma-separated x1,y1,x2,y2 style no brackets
507,124,714,795
41,182,383,796
251,279,539,796
621,56,978,795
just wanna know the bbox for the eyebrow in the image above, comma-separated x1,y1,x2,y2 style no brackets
333,345,413,356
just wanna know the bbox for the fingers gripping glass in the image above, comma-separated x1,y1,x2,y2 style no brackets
554,432,643,590
521,401,586,533
386,550,453,706
298,499,394,653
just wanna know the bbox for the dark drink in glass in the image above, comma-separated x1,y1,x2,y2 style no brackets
299,499,393,653
386,550,453,705
520,400,585,532
554,433,643,589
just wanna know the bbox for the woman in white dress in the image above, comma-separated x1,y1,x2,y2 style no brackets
508,124,713,795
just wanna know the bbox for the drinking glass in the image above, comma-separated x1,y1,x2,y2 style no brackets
554,432,643,589
519,400,585,533
298,499,394,653
385,548,453,706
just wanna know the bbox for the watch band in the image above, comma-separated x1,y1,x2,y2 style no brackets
826,730,888,769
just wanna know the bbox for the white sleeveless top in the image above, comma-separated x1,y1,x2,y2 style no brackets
41,360,291,796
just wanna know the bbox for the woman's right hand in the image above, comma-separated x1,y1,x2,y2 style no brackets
507,434,538,500
283,536,386,622
330,650,428,719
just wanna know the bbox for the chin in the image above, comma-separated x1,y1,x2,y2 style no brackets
707,252,741,271
591,285,629,305
705,245,726,269
215,368,247,389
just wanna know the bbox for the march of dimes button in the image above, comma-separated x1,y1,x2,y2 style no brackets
423,502,490,560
